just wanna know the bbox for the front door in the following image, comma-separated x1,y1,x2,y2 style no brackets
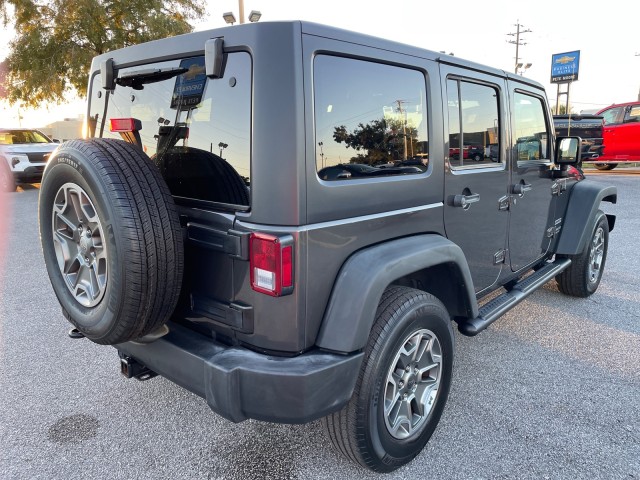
442,68,509,293
507,88,556,271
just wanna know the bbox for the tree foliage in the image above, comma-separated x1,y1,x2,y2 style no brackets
333,117,419,164
552,104,575,115
0,0,205,107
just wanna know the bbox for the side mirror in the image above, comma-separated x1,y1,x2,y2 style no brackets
555,136,581,165
205,38,225,79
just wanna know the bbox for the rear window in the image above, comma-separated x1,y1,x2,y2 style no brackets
88,53,251,208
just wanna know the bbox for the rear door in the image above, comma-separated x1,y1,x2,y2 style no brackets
507,86,556,272
600,105,625,158
441,66,509,293
616,104,640,158
87,52,253,332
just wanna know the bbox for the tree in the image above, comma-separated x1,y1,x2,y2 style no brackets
333,117,419,165
552,104,575,115
0,0,205,107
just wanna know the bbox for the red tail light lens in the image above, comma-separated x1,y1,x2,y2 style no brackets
250,233,294,296
109,118,142,132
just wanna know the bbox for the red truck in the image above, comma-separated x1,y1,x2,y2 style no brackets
595,101,640,170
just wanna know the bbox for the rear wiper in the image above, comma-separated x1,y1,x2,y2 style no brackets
116,67,188,90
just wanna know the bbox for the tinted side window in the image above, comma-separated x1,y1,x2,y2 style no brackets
313,55,428,181
624,105,640,123
513,92,550,163
447,79,501,168
601,107,623,125
89,53,251,206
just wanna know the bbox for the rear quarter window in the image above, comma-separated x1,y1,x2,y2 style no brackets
313,55,429,181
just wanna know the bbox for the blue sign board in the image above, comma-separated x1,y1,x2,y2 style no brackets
171,56,207,108
550,50,580,84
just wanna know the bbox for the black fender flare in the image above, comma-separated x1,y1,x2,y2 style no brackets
315,235,477,353
554,180,617,256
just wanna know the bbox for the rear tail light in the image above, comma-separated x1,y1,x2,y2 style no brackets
250,233,294,297
109,117,142,132
109,118,143,147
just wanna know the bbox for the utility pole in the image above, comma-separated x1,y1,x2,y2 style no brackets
395,100,408,160
507,21,532,74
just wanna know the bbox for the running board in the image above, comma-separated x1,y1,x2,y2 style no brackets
458,258,572,336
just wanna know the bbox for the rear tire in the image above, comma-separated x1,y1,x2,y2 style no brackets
556,211,609,297
322,286,454,472
39,139,184,344
594,163,617,171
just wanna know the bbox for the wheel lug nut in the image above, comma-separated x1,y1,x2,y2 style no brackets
405,366,411,372
398,381,404,388
403,393,408,400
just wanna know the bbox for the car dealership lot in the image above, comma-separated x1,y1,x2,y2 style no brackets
1,177,638,480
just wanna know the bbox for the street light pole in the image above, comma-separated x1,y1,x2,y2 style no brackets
218,142,228,158
238,0,245,24
318,142,325,168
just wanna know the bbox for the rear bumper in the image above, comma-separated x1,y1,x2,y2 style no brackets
116,322,363,424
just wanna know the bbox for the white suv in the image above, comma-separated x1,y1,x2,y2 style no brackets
0,128,59,191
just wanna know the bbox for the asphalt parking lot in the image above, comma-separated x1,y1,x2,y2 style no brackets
1,176,638,480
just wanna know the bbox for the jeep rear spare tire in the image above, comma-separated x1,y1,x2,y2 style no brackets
39,139,184,344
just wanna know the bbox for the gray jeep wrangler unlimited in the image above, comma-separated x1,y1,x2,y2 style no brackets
38,22,616,472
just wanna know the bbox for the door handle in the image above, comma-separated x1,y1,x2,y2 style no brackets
452,192,480,209
512,182,532,196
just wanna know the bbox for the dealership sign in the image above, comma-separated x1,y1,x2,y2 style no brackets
550,51,580,83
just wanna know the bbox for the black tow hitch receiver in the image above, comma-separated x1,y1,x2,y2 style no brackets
120,355,158,381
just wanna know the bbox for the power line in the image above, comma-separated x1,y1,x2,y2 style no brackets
507,21,532,74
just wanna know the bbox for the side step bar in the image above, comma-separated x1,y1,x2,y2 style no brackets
458,258,572,336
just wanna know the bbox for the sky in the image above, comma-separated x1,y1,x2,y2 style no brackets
1,0,639,128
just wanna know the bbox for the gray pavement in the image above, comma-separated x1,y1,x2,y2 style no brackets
1,176,638,480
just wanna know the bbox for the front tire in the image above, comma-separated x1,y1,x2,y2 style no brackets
322,286,454,472
594,163,617,171
556,211,609,297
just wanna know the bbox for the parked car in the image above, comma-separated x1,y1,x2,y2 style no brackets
449,144,484,161
553,114,605,164
0,128,59,189
319,163,424,180
594,101,640,170
36,21,615,473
